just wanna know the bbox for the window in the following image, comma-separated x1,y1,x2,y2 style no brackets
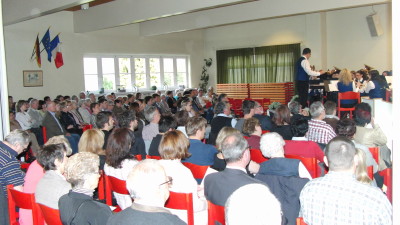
83,55,189,92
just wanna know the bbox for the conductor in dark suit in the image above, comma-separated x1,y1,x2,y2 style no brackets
295,48,325,108
204,133,264,206
42,101,80,154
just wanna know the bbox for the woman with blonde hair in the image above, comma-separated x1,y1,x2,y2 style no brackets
337,68,359,108
78,129,106,170
158,130,206,224
212,127,241,171
355,148,375,186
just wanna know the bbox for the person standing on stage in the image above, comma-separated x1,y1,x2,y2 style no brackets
295,48,325,108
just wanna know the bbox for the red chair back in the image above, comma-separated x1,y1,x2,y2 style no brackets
42,126,47,143
207,200,225,225
379,168,392,203
98,170,105,200
296,217,307,225
7,184,42,225
83,124,93,132
337,92,360,119
20,162,31,170
250,149,268,164
182,162,209,180
134,154,143,161
368,147,380,165
285,154,318,178
37,203,63,225
105,175,130,212
261,130,269,134
146,155,162,160
165,191,194,225
367,166,373,180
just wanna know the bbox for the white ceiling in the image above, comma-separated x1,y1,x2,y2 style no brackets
2,0,390,35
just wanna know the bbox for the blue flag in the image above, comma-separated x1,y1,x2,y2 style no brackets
41,29,51,62
49,35,60,61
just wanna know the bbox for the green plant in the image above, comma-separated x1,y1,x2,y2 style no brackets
151,85,157,90
269,102,281,111
199,58,212,90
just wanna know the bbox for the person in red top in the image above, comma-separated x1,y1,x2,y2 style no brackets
284,117,325,176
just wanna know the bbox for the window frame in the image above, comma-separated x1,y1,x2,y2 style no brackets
83,54,190,92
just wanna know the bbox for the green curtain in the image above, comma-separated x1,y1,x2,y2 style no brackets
217,43,300,84
217,48,253,84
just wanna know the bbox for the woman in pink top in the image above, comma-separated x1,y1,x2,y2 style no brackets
19,136,72,225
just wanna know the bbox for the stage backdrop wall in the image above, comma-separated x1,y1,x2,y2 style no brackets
4,11,204,101
204,3,391,88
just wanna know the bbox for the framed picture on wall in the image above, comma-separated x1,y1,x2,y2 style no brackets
23,70,43,87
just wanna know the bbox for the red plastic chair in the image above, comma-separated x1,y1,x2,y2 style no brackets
367,166,373,180
250,149,268,164
7,184,42,225
261,130,270,135
105,175,130,212
42,126,47,144
146,155,162,160
207,200,225,225
134,154,143,161
285,154,318,178
165,191,194,225
20,162,31,170
83,124,93,132
337,91,360,119
379,168,392,203
37,203,63,225
182,162,209,180
296,217,307,225
368,147,380,165
98,170,105,200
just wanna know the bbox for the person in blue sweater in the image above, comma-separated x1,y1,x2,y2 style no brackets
336,68,359,108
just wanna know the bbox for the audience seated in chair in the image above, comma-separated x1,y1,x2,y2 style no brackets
271,105,294,140
142,106,161,141
253,101,273,131
175,110,189,137
289,100,310,124
148,116,177,157
300,137,392,224
242,117,263,150
182,116,217,166
104,128,138,210
78,129,107,170
258,132,312,180
284,117,325,176
59,101,83,136
42,101,80,154
158,130,207,224
118,110,146,159
353,103,391,170
89,102,100,128
59,152,112,225
107,160,186,225
0,130,30,224
95,111,114,149
234,100,256,132
204,133,264,206
305,101,336,145
35,143,71,209
78,99,92,124
323,101,339,131
225,183,282,225
21,136,72,224
208,101,237,145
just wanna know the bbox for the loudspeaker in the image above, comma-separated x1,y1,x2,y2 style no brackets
366,13,383,37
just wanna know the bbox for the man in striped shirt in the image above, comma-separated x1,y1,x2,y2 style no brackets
0,130,30,224
305,101,336,145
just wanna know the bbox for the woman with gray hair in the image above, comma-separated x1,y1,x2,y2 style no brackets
59,152,112,225
258,132,311,179
78,99,92,124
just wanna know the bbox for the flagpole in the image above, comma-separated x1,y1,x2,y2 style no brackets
30,34,39,60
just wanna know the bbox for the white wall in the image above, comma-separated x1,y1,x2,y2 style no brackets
204,4,391,88
4,11,204,101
